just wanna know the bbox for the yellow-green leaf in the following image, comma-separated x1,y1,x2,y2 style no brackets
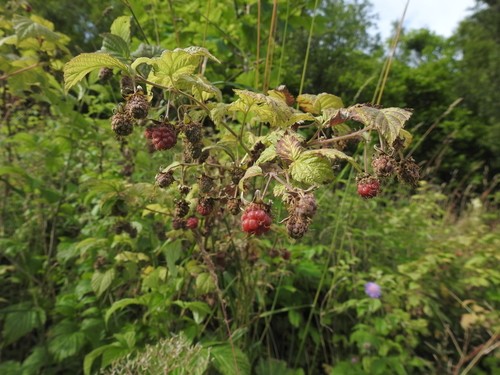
289,153,334,186
110,16,131,44
276,131,304,163
64,53,128,91
375,108,413,144
239,165,263,190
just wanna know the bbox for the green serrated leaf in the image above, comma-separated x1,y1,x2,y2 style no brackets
110,16,131,44
91,268,116,297
195,273,216,295
64,53,128,91
131,47,219,88
229,90,297,127
13,15,60,42
305,149,362,171
48,321,86,361
348,104,380,127
276,132,304,163
84,344,114,375
1,303,46,345
297,94,317,114
210,345,251,375
101,33,130,60
375,108,413,144
256,145,277,164
289,153,334,186
315,93,344,112
238,165,263,190
105,298,146,325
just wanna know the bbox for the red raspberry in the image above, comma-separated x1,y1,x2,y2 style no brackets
186,217,199,229
150,124,177,151
357,176,381,198
241,203,272,235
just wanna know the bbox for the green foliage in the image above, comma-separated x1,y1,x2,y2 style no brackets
0,3,498,375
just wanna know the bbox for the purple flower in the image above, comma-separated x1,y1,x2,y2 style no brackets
364,282,382,298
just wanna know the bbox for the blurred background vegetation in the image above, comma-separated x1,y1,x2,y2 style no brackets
0,0,498,374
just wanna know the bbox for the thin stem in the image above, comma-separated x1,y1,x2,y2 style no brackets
263,0,278,93
373,0,409,105
167,0,180,46
276,0,291,86
0,63,41,80
255,0,262,89
308,126,373,147
298,0,321,97
202,0,212,48
122,0,150,44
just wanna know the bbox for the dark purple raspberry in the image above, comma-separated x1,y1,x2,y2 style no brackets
111,111,134,136
151,123,177,151
126,92,150,120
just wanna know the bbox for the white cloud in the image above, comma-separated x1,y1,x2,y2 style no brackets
369,0,476,39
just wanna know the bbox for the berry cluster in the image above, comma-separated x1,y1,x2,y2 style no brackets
145,123,178,151
241,203,272,235
285,192,317,239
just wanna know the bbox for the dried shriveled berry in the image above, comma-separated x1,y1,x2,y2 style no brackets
175,199,190,218
172,217,186,230
111,111,134,136
183,122,203,144
286,215,309,239
183,140,203,162
178,185,191,195
230,167,245,185
150,123,177,151
372,154,397,177
155,171,175,188
357,175,381,198
126,92,150,120
98,67,113,82
196,197,215,216
198,174,214,194
120,76,134,95
241,203,272,235
295,193,317,219
186,216,199,229
115,221,137,238
397,158,420,187
227,198,241,215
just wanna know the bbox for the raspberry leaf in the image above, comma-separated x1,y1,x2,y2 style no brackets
91,268,116,297
110,16,131,44
289,153,334,186
13,15,61,43
238,165,263,190
297,93,344,114
101,33,130,60
276,131,304,163
305,149,362,172
375,107,413,144
64,53,128,91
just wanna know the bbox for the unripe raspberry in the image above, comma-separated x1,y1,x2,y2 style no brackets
126,91,150,120
372,154,397,177
111,111,134,136
175,199,189,218
286,215,309,239
198,174,214,194
357,175,381,198
241,203,272,235
196,197,215,216
397,158,420,187
295,193,317,218
183,122,203,144
186,216,199,229
151,123,177,151
155,171,175,188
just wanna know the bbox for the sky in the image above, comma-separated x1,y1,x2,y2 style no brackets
369,0,477,40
